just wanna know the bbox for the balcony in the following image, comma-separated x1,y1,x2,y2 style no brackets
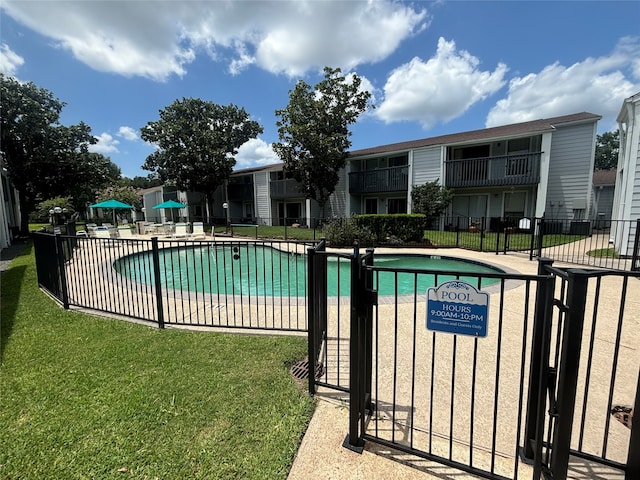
270,178,304,199
349,165,409,194
227,183,254,202
445,152,541,188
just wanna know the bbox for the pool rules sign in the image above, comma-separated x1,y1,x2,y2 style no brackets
426,281,489,337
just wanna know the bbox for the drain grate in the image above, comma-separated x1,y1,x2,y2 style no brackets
290,359,324,381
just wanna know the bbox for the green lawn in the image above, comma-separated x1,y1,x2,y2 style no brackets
0,243,314,479
424,229,587,252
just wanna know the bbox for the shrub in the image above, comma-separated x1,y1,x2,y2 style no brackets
322,217,375,247
355,214,425,243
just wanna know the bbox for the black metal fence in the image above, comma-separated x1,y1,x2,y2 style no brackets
525,261,640,480
339,249,639,480
425,216,639,272
33,232,314,332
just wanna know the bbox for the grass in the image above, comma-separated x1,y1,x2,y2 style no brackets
215,224,320,241
424,229,587,252
586,247,620,258
0,244,315,479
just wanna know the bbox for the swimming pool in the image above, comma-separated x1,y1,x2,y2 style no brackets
113,244,503,297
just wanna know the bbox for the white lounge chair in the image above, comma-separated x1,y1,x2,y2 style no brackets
92,227,111,239
173,222,189,238
191,222,206,239
117,226,135,239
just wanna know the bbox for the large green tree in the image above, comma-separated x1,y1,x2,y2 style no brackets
0,74,100,232
69,152,122,213
411,179,453,225
141,98,263,221
273,67,372,211
594,130,619,170
122,174,163,190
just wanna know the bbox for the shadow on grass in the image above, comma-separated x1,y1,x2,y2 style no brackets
1,242,31,361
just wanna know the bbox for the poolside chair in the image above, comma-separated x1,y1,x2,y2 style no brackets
92,227,111,239
117,226,135,239
191,222,206,239
173,222,189,239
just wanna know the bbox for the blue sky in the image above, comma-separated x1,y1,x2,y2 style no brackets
1,1,639,179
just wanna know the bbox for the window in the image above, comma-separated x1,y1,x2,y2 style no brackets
387,198,406,214
450,145,490,182
505,138,531,177
388,154,408,167
365,198,377,214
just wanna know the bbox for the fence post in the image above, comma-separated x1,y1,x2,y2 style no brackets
307,245,317,395
627,364,640,480
55,234,70,309
537,218,545,259
522,258,554,461
363,248,375,414
529,217,537,261
479,217,485,252
456,217,460,247
344,243,365,453
631,218,640,272
550,269,590,479
151,237,165,329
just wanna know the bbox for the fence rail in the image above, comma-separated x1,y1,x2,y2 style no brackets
34,233,315,332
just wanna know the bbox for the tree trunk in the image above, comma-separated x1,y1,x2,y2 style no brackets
18,189,31,235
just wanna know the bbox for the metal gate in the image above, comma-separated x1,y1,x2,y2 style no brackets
524,261,639,480
321,248,640,480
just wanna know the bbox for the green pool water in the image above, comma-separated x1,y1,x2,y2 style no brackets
113,244,502,297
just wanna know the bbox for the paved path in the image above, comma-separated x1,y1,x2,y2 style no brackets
288,247,638,480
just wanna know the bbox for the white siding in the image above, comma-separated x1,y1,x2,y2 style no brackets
254,171,270,223
545,122,596,219
631,138,640,220
329,167,348,217
412,146,442,185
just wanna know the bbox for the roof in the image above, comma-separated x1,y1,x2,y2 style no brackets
592,169,617,186
349,112,601,158
232,162,284,175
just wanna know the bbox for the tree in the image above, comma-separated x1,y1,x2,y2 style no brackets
594,130,619,170
93,185,142,224
68,153,122,214
141,98,263,221
273,67,372,211
0,74,97,232
35,196,75,222
122,174,163,190
95,185,142,208
411,179,453,225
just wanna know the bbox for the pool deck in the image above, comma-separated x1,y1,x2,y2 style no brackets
138,233,638,479
56,233,640,479
285,244,638,480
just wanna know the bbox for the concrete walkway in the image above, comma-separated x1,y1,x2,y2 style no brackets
287,247,638,480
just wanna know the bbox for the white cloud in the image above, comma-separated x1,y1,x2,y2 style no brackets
89,132,119,154
486,37,640,128
118,126,138,141
234,138,280,169
1,1,427,80
0,43,24,76
376,38,507,128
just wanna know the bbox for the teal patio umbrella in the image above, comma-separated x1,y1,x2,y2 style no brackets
89,199,134,226
153,199,187,222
